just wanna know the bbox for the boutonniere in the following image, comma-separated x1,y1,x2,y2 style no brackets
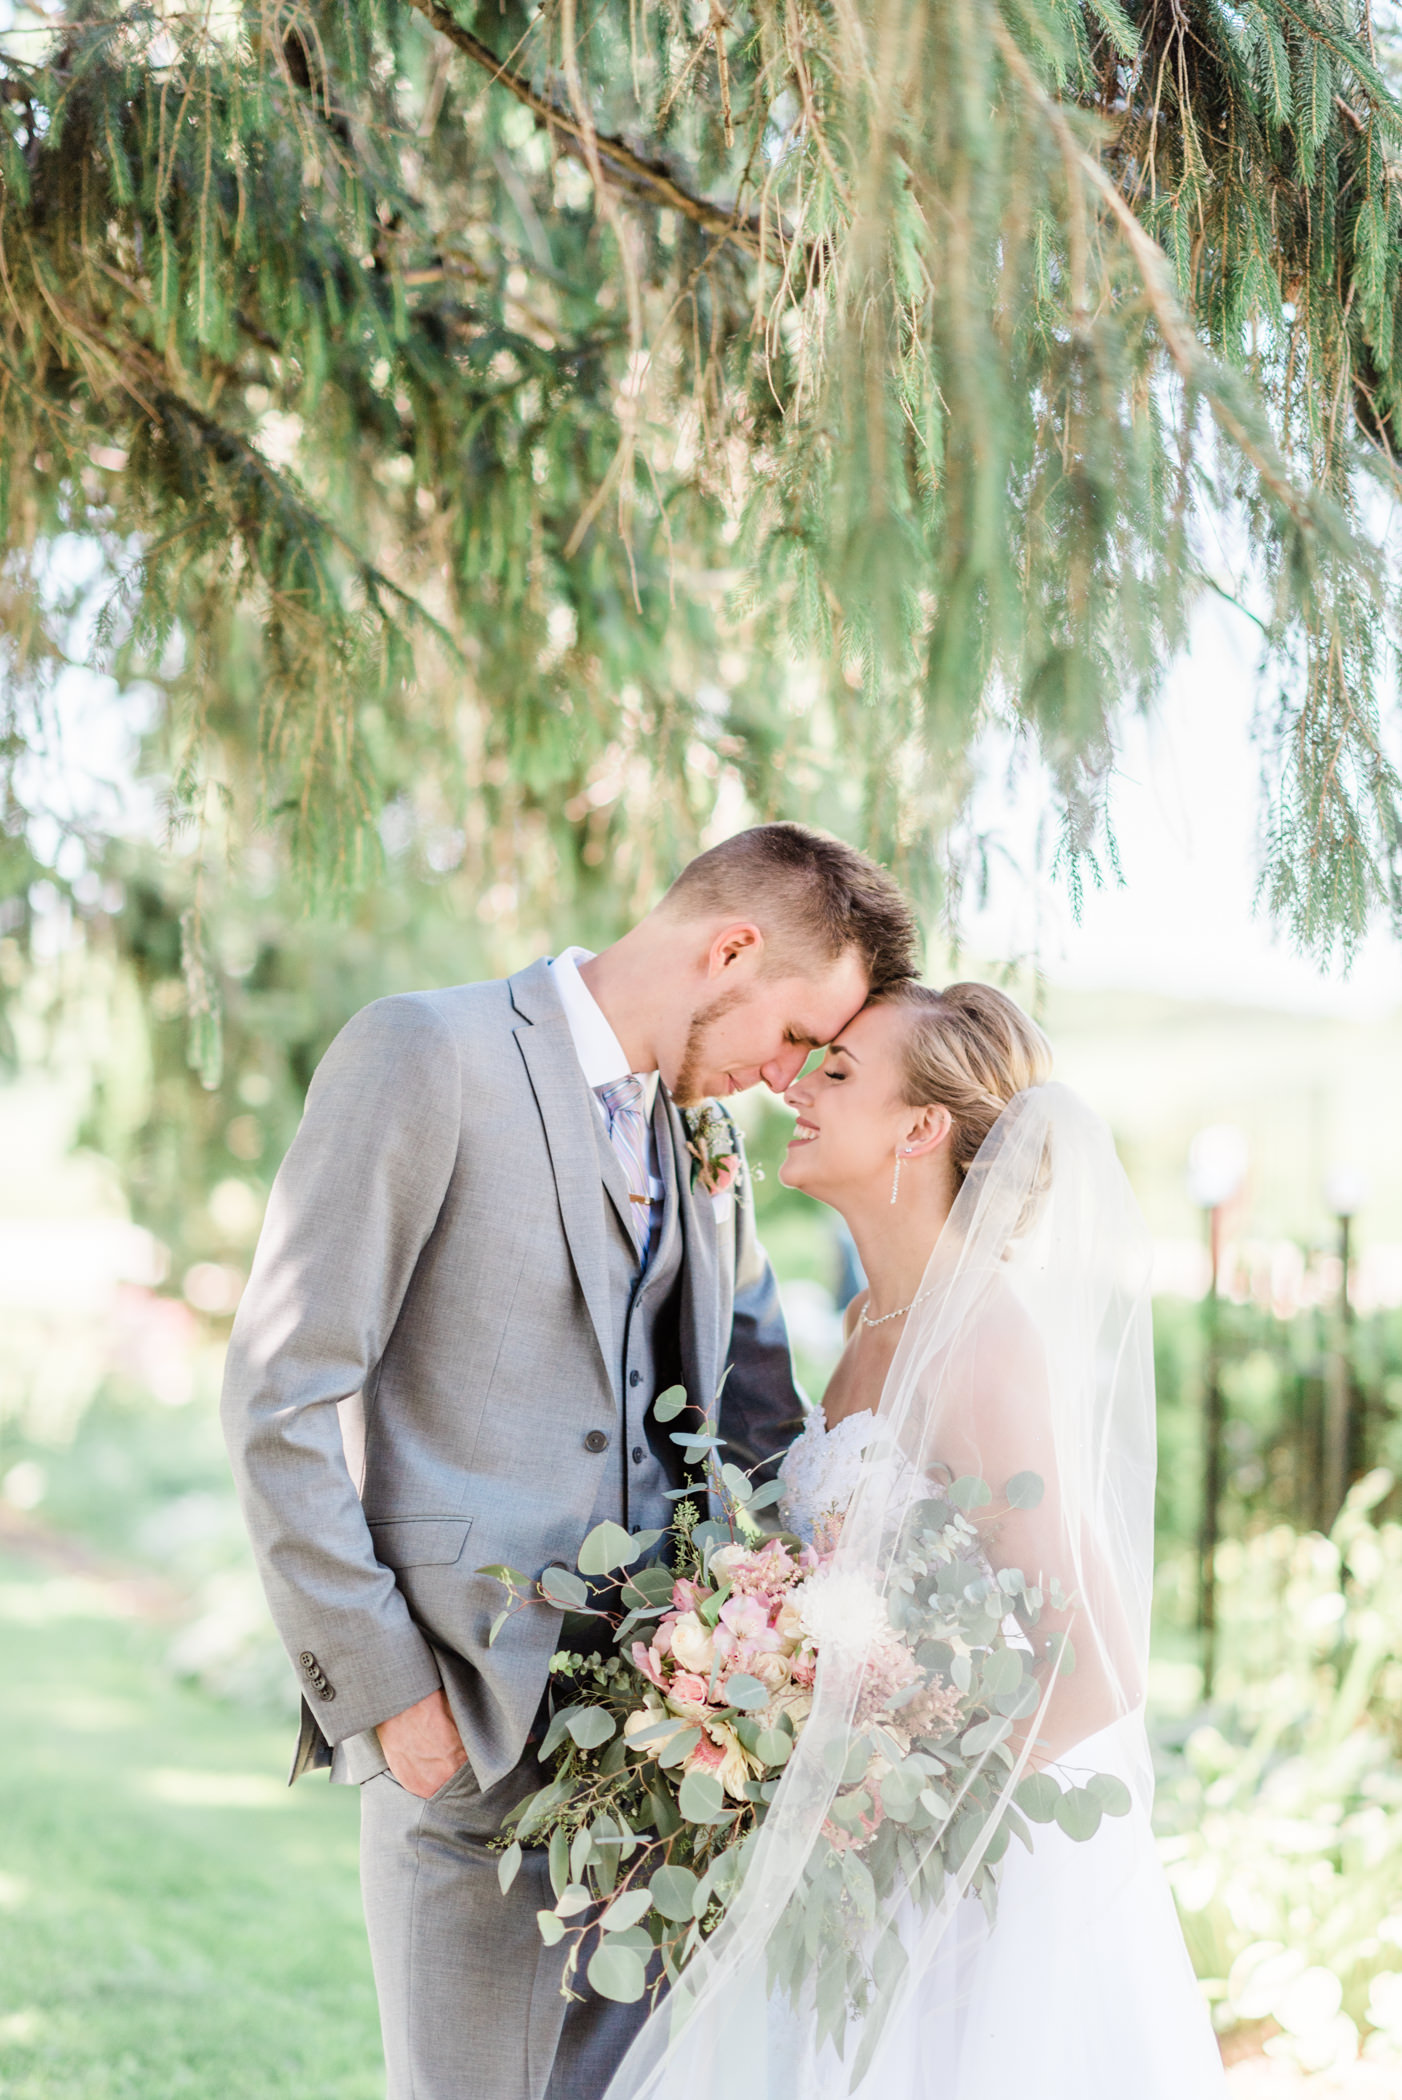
681,1100,743,1198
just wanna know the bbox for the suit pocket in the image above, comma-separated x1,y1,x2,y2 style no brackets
368,1516,474,1570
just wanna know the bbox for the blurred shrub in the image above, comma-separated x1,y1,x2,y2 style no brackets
1157,1471,1402,2074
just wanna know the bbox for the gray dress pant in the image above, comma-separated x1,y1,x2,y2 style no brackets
360,1756,651,2100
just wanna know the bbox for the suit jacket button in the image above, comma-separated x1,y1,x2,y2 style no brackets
299,1652,316,1668
584,1430,609,1454
318,1685,336,1701
628,1370,642,1388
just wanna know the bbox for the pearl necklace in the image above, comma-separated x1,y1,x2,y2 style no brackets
859,1286,936,1329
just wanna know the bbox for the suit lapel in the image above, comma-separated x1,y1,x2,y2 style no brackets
666,1094,720,1421
592,1110,641,1249
510,960,614,1376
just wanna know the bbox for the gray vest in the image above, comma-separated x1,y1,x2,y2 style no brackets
586,1090,688,1540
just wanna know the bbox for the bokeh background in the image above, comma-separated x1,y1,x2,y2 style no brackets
5,599,1402,2097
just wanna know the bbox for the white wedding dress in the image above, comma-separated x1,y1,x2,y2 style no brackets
774,1404,1227,2099
606,1086,1227,2100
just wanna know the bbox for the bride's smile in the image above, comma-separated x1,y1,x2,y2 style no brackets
777,1001,953,1217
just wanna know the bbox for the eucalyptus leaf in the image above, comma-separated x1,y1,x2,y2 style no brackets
720,1462,754,1504
994,1676,1042,1720
723,1673,769,1712
1012,1772,1061,1823
548,1827,568,1898
677,1766,727,1823
980,1647,1024,1697
476,1563,529,1586
627,1717,690,1751
1053,1786,1103,1841
586,1944,647,2004
652,1385,689,1422
555,1882,593,1918
649,1865,699,1921
656,1725,702,1769
565,1708,617,1750
745,1480,786,1512
540,1565,590,1610
876,1766,923,1823
947,1475,992,1511
536,1911,566,1947
960,1716,1012,1758
570,1825,595,1882
1005,1470,1045,1510
610,1927,656,1956
487,1608,512,1649
497,1841,523,1895
536,1707,578,1761
1087,1772,1132,1817
754,1727,792,1766
601,1888,654,1933
576,1521,639,1578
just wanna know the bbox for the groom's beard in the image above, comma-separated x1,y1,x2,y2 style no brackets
671,987,746,1106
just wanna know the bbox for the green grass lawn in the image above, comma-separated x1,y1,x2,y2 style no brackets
0,1555,383,2100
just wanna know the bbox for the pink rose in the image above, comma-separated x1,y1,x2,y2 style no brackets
669,1671,710,1706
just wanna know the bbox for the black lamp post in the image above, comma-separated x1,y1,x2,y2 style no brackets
1322,1168,1367,1529
1187,1125,1248,1702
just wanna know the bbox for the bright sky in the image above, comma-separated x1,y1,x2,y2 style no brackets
957,596,1402,1021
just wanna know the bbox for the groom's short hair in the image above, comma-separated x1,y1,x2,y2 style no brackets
661,824,918,991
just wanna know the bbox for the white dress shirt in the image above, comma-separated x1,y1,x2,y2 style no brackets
549,948,664,1227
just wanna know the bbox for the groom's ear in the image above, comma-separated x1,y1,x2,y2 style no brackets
903,1103,953,1158
706,922,764,979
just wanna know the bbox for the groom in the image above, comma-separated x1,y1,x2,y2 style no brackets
221,822,917,2100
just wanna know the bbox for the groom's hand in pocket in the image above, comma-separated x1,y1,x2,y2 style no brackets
378,1687,469,1798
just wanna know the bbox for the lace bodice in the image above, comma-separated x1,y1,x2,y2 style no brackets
777,1406,876,1545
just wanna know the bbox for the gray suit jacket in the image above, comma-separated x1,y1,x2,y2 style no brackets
220,958,802,1792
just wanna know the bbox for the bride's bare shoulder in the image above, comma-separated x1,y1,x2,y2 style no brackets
972,1278,1047,1385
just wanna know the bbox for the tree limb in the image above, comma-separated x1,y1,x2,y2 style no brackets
399,0,776,261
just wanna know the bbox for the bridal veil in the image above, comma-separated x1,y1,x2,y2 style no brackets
604,1081,1224,2099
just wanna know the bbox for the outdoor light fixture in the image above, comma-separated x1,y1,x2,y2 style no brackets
1323,1167,1368,1221
1187,1124,1249,1212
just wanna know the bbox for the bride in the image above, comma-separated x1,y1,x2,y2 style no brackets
605,980,1226,2099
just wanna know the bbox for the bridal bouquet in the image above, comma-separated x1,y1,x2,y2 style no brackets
482,1388,1130,2025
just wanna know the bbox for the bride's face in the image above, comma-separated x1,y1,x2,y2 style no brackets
778,1002,918,1202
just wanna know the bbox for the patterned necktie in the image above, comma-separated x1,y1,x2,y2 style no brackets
595,1075,650,1245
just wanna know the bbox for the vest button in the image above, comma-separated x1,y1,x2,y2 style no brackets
628,1370,642,1388
632,1446,644,1464
584,1429,609,1453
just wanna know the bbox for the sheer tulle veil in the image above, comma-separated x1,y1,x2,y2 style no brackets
603,1080,1223,2099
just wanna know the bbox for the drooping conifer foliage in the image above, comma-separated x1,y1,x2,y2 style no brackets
3,0,1402,986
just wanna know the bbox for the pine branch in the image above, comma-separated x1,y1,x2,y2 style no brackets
992,18,1324,537
399,0,774,261
33,276,456,653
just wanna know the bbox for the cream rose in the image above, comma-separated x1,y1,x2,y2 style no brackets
668,1611,717,1676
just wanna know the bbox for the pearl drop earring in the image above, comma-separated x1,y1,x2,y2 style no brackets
890,1148,909,1204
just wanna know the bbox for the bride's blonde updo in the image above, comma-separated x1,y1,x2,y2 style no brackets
871,981,1052,1189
